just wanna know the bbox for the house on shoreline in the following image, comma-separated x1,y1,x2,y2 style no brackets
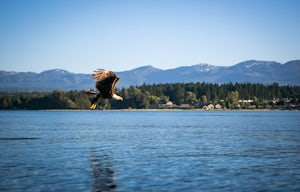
151,98,299,110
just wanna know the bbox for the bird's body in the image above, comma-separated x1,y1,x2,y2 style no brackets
86,69,123,109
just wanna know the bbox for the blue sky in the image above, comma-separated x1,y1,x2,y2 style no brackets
0,0,299,73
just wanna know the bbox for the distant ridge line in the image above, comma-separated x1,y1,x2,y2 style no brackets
0,59,299,92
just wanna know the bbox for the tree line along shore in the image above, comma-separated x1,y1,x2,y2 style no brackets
0,82,299,110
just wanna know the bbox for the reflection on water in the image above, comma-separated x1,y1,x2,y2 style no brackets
0,110,299,191
0,137,40,140
90,148,116,192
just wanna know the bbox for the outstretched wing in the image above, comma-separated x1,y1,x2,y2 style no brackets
92,69,116,81
92,69,120,98
111,77,120,91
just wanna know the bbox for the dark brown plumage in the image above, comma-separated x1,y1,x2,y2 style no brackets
86,69,123,109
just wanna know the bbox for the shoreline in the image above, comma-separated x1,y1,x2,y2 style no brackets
1,108,299,112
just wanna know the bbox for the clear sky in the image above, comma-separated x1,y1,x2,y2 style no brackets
0,0,299,73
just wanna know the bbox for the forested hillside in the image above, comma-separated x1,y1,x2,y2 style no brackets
1,82,299,110
1,60,300,92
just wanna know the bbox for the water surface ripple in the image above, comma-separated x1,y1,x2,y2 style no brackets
0,110,299,191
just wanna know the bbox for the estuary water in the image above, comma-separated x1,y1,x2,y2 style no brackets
0,110,299,192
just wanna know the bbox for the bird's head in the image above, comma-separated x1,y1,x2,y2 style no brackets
112,94,123,101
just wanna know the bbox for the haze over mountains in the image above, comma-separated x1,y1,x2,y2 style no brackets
0,60,299,92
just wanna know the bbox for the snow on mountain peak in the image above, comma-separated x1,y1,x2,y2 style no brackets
193,63,220,72
248,60,278,67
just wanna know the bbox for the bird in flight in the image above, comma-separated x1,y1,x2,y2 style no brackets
85,69,123,109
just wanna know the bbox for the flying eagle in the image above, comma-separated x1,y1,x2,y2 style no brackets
85,69,123,109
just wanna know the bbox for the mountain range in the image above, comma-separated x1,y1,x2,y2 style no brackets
0,60,299,92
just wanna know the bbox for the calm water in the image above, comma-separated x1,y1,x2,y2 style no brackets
0,110,299,192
